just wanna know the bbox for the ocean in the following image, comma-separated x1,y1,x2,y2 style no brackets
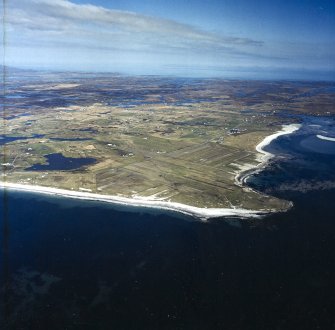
1,116,335,329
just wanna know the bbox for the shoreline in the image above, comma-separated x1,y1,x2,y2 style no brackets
0,182,267,220
235,124,301,186
0,124,301,220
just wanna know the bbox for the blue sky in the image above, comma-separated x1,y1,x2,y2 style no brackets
3,0,335,79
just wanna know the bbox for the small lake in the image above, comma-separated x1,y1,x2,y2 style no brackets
0,134,45,146
25,153,96,171
49,137,91,141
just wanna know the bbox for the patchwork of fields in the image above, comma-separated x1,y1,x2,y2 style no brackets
2,72,333,210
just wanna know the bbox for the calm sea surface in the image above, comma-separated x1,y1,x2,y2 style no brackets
1,116,335,329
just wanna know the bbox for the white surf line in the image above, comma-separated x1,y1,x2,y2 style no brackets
235,123,302,186
0,182,268,220
255,124,302,162
316,134,335,142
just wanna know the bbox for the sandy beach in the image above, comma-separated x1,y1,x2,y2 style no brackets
235,123,301,186
256,124,301,161
0,124,301,220
0,182,267,220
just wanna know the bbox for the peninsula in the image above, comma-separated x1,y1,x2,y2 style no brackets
2,70,334,218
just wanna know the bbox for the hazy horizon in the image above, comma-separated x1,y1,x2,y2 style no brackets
2,0,335,80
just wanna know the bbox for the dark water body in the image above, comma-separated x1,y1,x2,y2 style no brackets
77,128,98,133
25,153,96,171
1,117,335,329
300,135,335,155
49,137,91,142
5,113,31,120
0,134,45,146
259,117,335,183
0,136,28,145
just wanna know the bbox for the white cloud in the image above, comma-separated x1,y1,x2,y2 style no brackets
7,0,332,76
6,0,263,55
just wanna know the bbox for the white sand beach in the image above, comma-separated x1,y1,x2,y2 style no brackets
0,182,267,220
235,123,301,186
255,124,302,162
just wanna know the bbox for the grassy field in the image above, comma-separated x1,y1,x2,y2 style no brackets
2,101,291,211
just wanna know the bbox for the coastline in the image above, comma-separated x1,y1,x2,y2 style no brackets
0,124,301,220
0,182,267,220
235,123,301,186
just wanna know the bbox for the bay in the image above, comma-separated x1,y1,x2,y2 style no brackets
1,117,335,329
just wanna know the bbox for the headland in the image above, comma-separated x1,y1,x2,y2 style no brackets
3,71,331,218
1,124,301,220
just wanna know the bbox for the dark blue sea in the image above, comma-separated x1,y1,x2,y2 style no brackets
1,116,335,329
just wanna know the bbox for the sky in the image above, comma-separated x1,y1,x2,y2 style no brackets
2,0,335,79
